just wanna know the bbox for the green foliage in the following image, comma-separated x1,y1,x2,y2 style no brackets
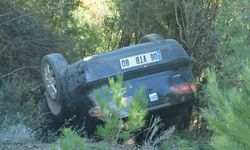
204,66,250,149
103,0,177,48
127,88,148,131
0,0,70,73
95,75,148,143
212,0,250,87
53,128,87,150
34,0,103,59
0,0,102,130
103,0,219,77
2,0,249,148
0,0,71,125
161,136,194,150
0,77,38,128
203,1,250,149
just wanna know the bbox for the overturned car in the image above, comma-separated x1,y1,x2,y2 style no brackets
38,34,196,135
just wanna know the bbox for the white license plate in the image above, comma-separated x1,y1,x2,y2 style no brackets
120,50,162,69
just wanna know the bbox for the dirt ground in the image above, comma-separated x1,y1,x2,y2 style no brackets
0,140,50,150
0,124,51,150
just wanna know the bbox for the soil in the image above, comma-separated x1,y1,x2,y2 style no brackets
0,124,51,150
0,139,50,150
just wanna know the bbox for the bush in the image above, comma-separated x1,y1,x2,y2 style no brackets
204,66,250,150
94,75,148,144
203,0,250,149
53,128,87,150
0,0,102,133
0,76,39,129
160,135,196,150
0,0,73,130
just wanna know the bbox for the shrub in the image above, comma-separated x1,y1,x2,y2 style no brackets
0,76,38,129
204,66,250,150
160,136,195,150
53,128,87,150
94,75,148,144
203,0,250,149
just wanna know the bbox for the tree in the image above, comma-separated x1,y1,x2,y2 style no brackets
204,0,250,149
94,75,148,144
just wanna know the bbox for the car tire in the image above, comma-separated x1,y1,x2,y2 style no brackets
41,53,68,103
139,33,164,43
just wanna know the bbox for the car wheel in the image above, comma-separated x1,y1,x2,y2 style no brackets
41,53,68,103
45,92,64,117
139,33,164,43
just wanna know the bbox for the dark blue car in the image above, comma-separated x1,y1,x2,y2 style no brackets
38,34,196,136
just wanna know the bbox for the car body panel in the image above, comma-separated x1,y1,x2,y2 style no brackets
83,39,190,83
56,38,195,119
